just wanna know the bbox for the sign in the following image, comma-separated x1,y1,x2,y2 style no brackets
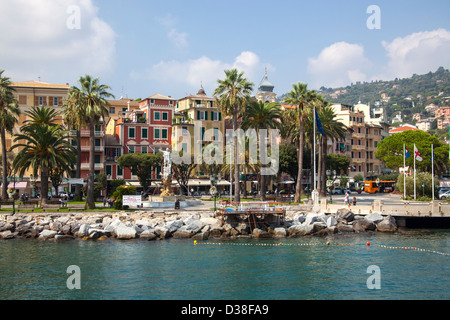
123,195,142,207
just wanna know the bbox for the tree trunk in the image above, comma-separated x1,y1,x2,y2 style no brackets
1,128,7,200
86,118,96,209
40,166,49,206
295,118,304,203
74,129,82,201
233,110,240,203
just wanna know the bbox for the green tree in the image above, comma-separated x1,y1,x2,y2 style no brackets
375,130,448,175
214,69,254,203
241,101,282,200
282,82,312,202
71,75,114,209
326,154,350,174
397,172,439,199
63,87,88,200
279,141,298,181
118,153,162,192
0,70,21,200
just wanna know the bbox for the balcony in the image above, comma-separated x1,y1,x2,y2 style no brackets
80,146,104,152
351,158,365,164
352,132,365,139
80,163,104,170
351,144,365,151
70,130,104,137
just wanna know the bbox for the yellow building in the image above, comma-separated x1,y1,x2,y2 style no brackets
172,87,224,177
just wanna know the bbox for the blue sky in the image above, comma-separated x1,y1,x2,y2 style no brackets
1,0,449,100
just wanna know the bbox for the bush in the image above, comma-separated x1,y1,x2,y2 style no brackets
111,185,136,210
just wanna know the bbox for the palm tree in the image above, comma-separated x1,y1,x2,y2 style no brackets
317,103,347,195
214,69,254,203
11,110,76,205
63,88,87,200
282,83,311,202
241,101,282,200
0,70,21,200
71,75,114,209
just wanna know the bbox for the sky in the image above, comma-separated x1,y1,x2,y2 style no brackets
1,0,450,101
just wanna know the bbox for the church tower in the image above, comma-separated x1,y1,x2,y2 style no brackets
255,69,276,103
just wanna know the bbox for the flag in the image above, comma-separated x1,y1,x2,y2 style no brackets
405,147,411,159
315,108,324,136
414,144,423,161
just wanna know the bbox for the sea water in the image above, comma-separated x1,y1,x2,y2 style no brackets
0,231,449,300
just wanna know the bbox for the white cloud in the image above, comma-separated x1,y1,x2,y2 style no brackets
379,28,450,80
307,42,371,88
155,13,189,48
135,51,267,96
0,0,116,82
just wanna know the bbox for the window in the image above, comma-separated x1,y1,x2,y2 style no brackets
129,127,135,138
197,111,206,120
117,166,123,176
154,111,160,121
162,128,168,139
38,96,43,106
53,97,58,106
109,107,115,114
95,139,101,147
213,127,219,141
182,126,188,136
94,155,101,163
162,112,168,121
128,146,135,153
141,146,147,154
212,112,218,121
106,165,112,176
154,128,160,139
375,141,378,147
142,128,148,139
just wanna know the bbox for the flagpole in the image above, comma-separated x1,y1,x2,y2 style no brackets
403,143,406,200
414,143,416,200
313,105,316,193
432,144,434,200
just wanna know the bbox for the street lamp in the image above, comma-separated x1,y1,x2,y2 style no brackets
210,173,221,212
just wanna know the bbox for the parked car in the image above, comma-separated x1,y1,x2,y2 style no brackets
439,190,450,200
439,187,450,196
344,188,352,194
332,187,344,195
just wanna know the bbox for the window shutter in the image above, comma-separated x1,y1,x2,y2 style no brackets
205,111,208,120
197,111,200,120
219,112,222,121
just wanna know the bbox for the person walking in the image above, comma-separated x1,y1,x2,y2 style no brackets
352,196,357,206
344,192,350,206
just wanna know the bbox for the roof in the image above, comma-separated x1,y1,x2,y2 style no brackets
389,124,419,134
107,99,140,107
145,93,175,100
12,80,69,89
257,72,274,93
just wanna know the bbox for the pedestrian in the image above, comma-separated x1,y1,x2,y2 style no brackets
103,197,107,207
344,192,349,205
352,196,357,206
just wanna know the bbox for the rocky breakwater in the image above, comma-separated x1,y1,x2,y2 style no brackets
0,207,398,241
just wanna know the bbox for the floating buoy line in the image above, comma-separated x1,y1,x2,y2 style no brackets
193,240,449,256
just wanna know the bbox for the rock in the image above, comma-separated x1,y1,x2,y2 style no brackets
0,222,15,232
312,222,327,233
55,234,75,241
353,219,376,233
0,230,15,239
273,227,287,238
337,222,354,233
104,219,126,233
172,228,195,239
155,226,170,239
192,232,209,241
115,226,137,240
326,216,338,228
235,224,249,235
165,219,184,233
140,229,157,240
209,227,223,238
377,215,397,232
78,224,90,237
39,230,57,240
304,213,318,225
57,216,71,224
366,212,384,224
288,224,314,237
200,217,222,229
292,214,306,225
336,208,354,223
252,228,272,238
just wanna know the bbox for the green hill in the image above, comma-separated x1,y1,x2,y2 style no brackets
318,67,450,123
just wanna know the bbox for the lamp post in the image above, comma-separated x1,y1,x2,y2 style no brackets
210,173,221,212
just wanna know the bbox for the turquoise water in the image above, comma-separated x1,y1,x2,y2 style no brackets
0,231,449,300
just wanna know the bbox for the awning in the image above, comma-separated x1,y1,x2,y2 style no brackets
0,182,28,189
188,179,211,186
216,180,230,186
